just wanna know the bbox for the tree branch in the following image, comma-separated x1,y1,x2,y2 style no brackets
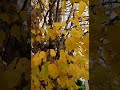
20,0,28,12
55,0,60,22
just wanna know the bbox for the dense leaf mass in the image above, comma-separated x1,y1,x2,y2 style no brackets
31,0,89,90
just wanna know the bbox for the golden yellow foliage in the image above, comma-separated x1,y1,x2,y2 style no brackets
31,0,89,89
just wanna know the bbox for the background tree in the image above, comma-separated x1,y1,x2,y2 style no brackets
89,0,120,89
0,0,31,89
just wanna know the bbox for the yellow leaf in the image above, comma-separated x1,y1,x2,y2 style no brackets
86,26,89,31
50,49,56,57
31,38,34,45
65,79,73,88
35,4,40,9
70,0,81,3
69,18,73,22
74,12,79,26
65,37,79,51
31,51,46,67
36,35,41,42
68,64,81,79
54,22,66,27
57,59,68,75
31,51,41,68
48,63,59,79
39,51,47,62
46,81,53,90
31,66,40,82
40,63,49,80
80,68,89,80
59,50,67,60
47,29,56,39
72,83,78,90
66,54,74,62
57,75,67,88
82,0,89,5
41,29,45,34
31,29,36,35
34,79,41,89
83,34,89,47
79,1,86,15
62,0,66,13
36,30,41,35
62,0,66,9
